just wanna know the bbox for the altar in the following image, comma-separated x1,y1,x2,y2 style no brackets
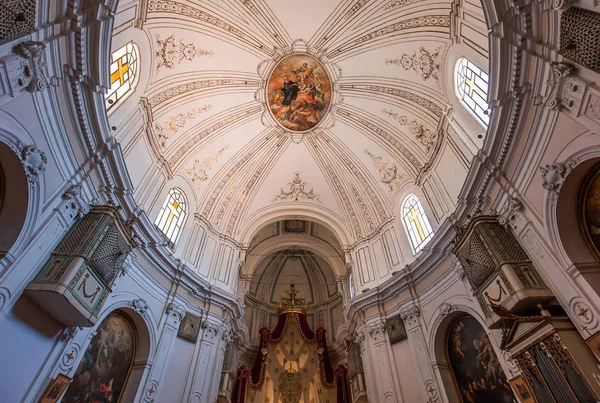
233,284,349,403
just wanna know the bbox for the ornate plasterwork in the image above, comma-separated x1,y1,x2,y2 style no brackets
149,79,257,108
539,161,576,197
13,41,48,93
385,47,441,85
383,109,437,153
385,0,426,10
128,298,150,315
273,172,321,203
155,34,214,74
155,105,213,144
352,16,449,47
364,149,403,191
186,145,229,185
17,144,47,183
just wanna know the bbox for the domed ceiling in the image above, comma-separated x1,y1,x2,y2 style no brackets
132,0,455,243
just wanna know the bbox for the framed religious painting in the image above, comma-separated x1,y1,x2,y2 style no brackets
39,374,72,403
580,162,600,262
585,331,600,361
508,375,536,403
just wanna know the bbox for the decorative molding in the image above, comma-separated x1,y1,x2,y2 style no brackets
63,184,91,218
439,302,453,318
154,105,213,144
185,145,229,185
364,149,403,191
155,34,214,74
552,0,574,10
272,172,321,203
18,144,47,184
383,109,437,153
129,298,150,315
399,305,420,329
385,47,441,85
545,62,574,110
385,0,425,11
497,197,523,229
166,302,186,323
539,161,576,197
366,320,386,342
13,41,48,92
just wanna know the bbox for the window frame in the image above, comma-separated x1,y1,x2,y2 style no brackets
401,193,434,254
106,41,140,115
454,57,490,128
154,188,188,247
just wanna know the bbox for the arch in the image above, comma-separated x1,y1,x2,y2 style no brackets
106,41,141,115
430,307,516,403
239,205,351,247
61,308,144,403
401,193,434,254
454,57,490,128
0,130,35,268
154,187,189,246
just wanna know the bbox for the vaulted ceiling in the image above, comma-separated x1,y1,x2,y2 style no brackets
126,0,459,243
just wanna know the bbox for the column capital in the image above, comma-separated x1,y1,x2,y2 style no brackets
400,305,421,330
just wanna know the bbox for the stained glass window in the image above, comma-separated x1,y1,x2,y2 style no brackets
155,188,187,245
455,57,490,128
106,41,139,114
349,272,355,298
402,194,434,254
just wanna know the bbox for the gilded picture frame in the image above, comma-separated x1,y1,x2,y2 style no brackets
39,374,72,403
579,162,600,263
585,331,600,361
508,375,536,403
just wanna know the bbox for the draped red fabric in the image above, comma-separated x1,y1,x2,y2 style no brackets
232,366,250,403
249,327,270,387
269,313,288,342
335,364,350,403
297,312,315,340
317,327,335,386
270,312,316,343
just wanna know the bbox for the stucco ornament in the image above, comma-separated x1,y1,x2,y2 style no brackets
129,298,150,315
13,41,48,92
552,0,574,10
19,144,47,183
539,161,576,197
498,197,523,229
166,302,186,323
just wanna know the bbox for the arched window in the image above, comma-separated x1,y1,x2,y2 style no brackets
106,41,140,114
155,188,187,245
349,272,355,298
402,194,434,254
455,57,490,128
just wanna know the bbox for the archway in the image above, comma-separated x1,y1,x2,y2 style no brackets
0,141,28,261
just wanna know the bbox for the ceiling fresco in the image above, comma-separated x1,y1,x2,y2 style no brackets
126,0,457,243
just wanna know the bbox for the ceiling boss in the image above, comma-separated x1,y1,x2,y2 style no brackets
266,54,332,132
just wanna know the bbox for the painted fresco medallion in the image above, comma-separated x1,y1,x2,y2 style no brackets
581,162,600,262
267,54,332,132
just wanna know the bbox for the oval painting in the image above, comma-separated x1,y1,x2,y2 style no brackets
581,162,600,262
267,54,332,132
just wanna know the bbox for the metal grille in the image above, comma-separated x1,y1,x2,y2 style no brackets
561,7,600,73
90,222,129,285
489,223,529,262
386,314,407,344
0,0,36,44
56,214,103,255
457,233,496,289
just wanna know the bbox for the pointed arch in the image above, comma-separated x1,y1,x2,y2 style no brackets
401,193,433,254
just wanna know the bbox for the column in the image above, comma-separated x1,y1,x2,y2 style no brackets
357,318,404,403
400,306,442,403
137,303,185,403
181,317,229,403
